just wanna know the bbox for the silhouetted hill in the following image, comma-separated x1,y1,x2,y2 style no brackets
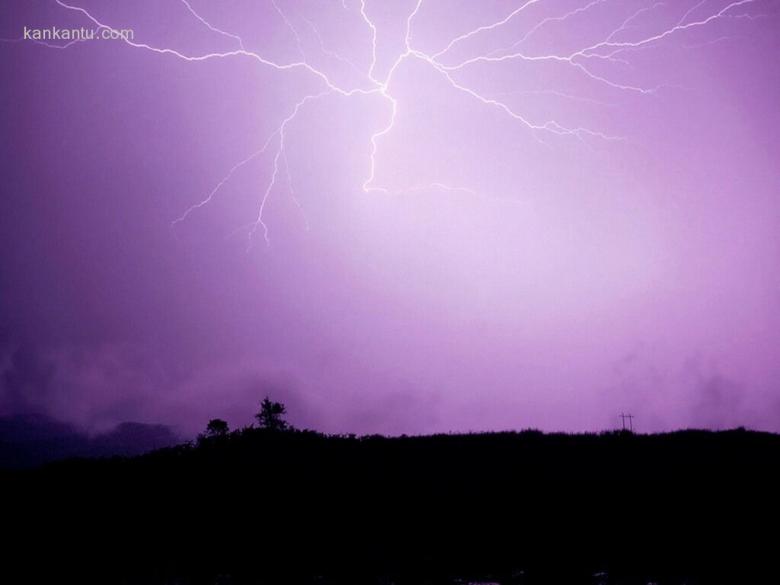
3,427,778,584
0,414,179,468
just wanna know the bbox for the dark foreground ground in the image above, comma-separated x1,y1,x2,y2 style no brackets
2,427,779,584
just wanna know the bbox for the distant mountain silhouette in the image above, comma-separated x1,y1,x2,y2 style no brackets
0,414,178,468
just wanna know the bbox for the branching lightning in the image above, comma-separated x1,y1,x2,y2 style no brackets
18,0,767,246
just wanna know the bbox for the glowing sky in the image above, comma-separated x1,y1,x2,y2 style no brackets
1,0,779,436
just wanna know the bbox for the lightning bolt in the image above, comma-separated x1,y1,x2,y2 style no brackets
485,0,609,59
438,0,760,95
179,0,245,50
17,0,767,246
431,0,544,61
248,90,331,248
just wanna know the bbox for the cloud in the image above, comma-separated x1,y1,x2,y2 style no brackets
0,343,164,432
1,345,56,415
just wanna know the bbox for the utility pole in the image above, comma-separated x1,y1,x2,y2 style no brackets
619,413,634,432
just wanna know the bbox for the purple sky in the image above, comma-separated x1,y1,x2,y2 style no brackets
1,0,779,437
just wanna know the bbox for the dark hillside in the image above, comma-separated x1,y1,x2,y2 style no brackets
4,428,779,584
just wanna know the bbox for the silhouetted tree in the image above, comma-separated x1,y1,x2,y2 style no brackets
205,418,229,438
255,397,289,431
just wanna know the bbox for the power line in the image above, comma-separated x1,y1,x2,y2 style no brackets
619,413,634,432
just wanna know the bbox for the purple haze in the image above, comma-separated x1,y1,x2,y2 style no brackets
1,0,779,437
